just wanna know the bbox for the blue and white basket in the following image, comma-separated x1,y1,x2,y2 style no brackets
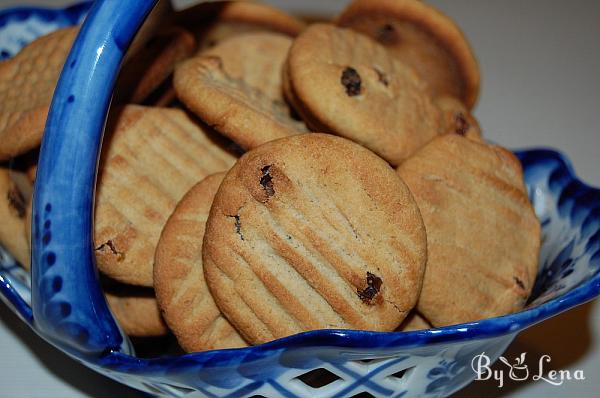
0,1,599,397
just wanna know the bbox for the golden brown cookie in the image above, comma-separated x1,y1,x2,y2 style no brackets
174,56,307,151
115,27,196,104
0,167,31,269
396,311,432,332
95,105,237,287
176,0,305,50
397,134,540,327
286,24,442,166
104,281,168,337
203,133,427,344
202,31,293,102
0,27,77,161
337,0,480,109
435,96,482,141
154,172,247,352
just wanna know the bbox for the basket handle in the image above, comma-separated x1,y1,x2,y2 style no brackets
31,0,158,357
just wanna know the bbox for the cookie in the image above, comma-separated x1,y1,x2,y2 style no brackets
397,311,432,332
435,96,482,141
397,134,541,326
0,27,77,161
154,172,247,351
203,133,427,344
286,24,442,166
95,105,237,287
202,32,293,102
104,281,168,337
115,27,196,104
337,0,480,109
0,167,31,269
176,0,305,50
174,56,307,151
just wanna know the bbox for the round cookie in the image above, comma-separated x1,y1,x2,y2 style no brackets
397,134,541,327
203,133,427,345
95,105,237,287
176,0,305,50
286,23,442,166
174,56,307,151
154,172,247,352
0,167,31,269
202,31,293,103
337,0,480,109
103,282,168,337
0,27,77,161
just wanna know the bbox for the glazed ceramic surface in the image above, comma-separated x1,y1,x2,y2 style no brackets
0,1,599,398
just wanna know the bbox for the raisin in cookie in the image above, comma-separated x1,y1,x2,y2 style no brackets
203,133,427,344
95,105,237,287
397,134,540,326
286,24,442,166
338,0,480,108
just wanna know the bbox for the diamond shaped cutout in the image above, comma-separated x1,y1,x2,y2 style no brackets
296,368,342,388
389,366,415,380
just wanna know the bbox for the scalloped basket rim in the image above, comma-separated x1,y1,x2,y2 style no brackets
0,2,598,367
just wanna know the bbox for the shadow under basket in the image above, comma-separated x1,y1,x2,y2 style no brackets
1,1,600,398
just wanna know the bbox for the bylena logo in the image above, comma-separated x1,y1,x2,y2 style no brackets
471,352,586,388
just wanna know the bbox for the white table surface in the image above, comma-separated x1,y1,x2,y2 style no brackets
0,0,599,397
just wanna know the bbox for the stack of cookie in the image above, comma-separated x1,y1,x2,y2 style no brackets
0,0,540,353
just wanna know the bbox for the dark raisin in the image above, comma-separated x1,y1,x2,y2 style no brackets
7,186,26,218
260,165,275,197
341,67,362,96
377,24,398,45
455,113,470,136
357,272,383,303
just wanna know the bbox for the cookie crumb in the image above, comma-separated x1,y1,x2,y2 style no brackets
357,272,383,304
260,165,275,197
341,67,362,96
7,186,26,218
454,113,470,136
377,24,398,45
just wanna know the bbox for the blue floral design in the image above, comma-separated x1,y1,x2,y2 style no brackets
426,360,463,395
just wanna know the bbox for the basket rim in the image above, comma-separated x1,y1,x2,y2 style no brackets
97,147,600,368
0,1,598,369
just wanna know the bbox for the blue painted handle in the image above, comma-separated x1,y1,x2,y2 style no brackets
31,0,158,357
